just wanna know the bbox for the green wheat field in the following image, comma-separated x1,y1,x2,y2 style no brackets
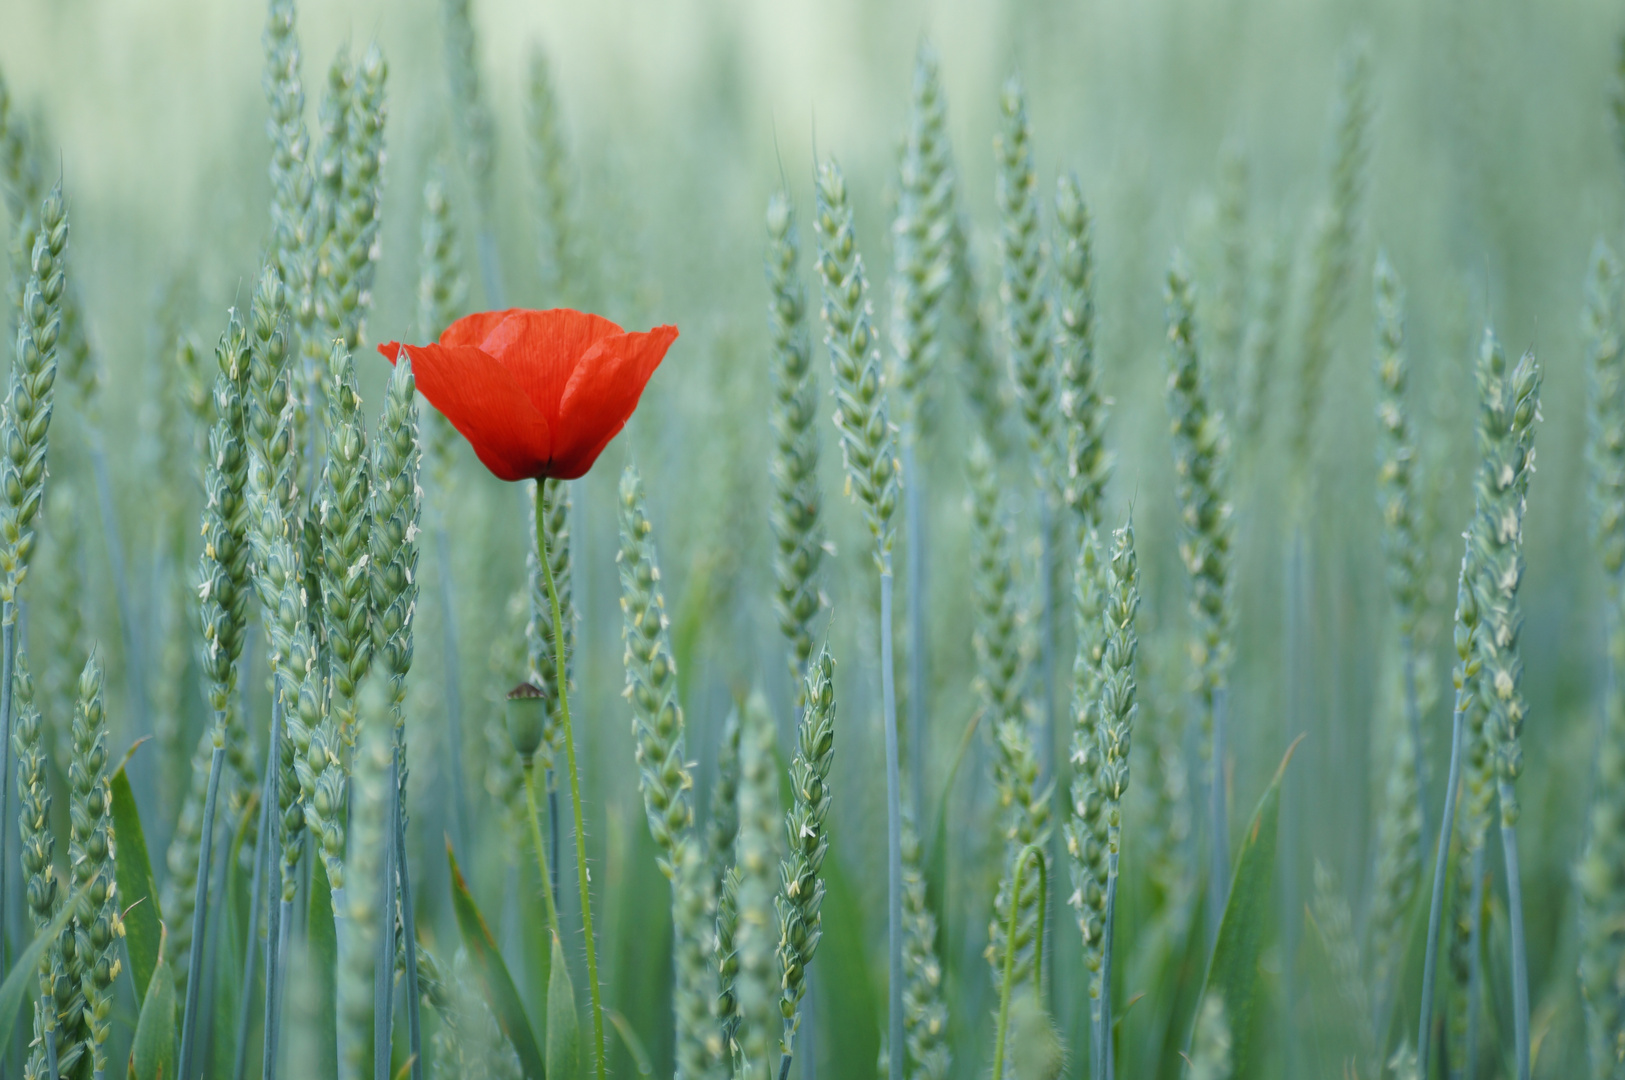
0,0,1620,1078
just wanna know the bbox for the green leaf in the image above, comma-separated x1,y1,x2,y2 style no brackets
210,797,256,1079
546,931,580,1080
112,763,164,1002
129,947,178,1080
310,855,340,1080
1193,736,1301,1075
811,837,880,1080
448,840,547,1080
0,882,87,1050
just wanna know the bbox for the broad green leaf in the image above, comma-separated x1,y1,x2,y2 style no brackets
448,840,547,1080
112,764,164,1002
811,838,879,1080
310,856,340,1080
607,1010,654,1077
545,932,579,1080
129,948,177,1080
0,882,87,1050
1193,736,1301,1074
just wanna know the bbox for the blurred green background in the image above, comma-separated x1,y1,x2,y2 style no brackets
1,0,1621,1076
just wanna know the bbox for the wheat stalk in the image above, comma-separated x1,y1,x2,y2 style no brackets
68,653,119,1080
441,0,504,305
1163,254,1235,931
813,153,905,1080
775,646,835,1073
766,191,825,686
1580,237,1625,1079
732,695,782,1080
527,49,578,306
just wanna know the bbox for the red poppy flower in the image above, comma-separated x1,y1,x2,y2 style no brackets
379,308,678,482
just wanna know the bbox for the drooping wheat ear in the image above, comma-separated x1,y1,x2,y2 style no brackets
1290,41,1372,475
766,192,826,683
1369,252,1425,1016
1580,243,1625,1080
527,477,572,770
890,41,956,435
1055,172,1109,532
311,340,372,889
814,158,900,563
369,352,420,700
67,653,119,1077
320,43,387,352
900,807,949,1080
0,181,66,609
1066,529,1109,995
996,76,1059,491
442,0,497,219
1189,996,1234,1080
618,464,694,868
1212,144,1249,382
527,48,577,303
776,646,835,1060
200,314,253,721
968,438,1050,995
264,0,313,287
947,214,1009,450
1234,234,1289,442
732,695,782,1080
338,678,392,1080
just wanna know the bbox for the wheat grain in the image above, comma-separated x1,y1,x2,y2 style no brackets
1055,173,1109,532
67,653,119,1078
766,192,825,683
900,806,949,1080
732,695,781,1080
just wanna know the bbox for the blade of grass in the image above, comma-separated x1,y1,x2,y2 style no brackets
447,841,546,1079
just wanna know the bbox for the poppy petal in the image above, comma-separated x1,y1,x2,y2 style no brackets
439,309,522,349
385,341,554,482
479,309,624,423
549,325,679,479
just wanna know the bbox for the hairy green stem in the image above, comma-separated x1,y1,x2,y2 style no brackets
537,502,605,1080
178,741,227,1080
882,566,903,1080
992,846,1047,1080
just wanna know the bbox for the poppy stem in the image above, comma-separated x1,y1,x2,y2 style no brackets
536,497,606,1080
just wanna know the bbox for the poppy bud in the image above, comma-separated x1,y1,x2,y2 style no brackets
507,682,547,765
